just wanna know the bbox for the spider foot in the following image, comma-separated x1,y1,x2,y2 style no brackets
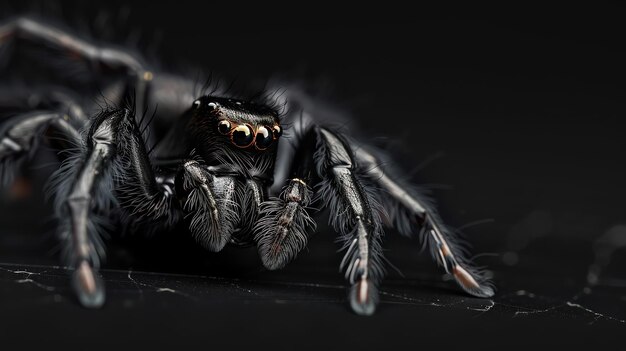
452,265,495,298
349,277,379,316
71,260,105,308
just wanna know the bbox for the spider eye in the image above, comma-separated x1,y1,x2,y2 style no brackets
255,126,274,150
218,120,231,135
273,125,282,139
192,99,201,109
231,124,254,147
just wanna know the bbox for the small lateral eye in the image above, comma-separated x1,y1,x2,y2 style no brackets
255,126,274,150
192,99,201,109
272,125,282,139
231,124,254,147
218,120,231,135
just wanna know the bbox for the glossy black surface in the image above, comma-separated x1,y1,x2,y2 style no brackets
1,3,625,349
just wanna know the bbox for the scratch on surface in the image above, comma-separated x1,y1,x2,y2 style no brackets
265,281,345,290
565,302,625,325
379,291,428,305
512,289,625,325
379,291,470,309
466,300,495,313
127,270,144,300
16,278,56,291
0,266,44,277
156,287,176,293
514,302,625,325
228,282,259,296
0,266,57,292
513,305,560,317
126,269,196,301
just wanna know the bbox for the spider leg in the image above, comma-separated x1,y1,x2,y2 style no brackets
57,114,118,308
0,111,80,185
253,177,316,270
252,126,318,270
48,107,180,308
0,84,89,124
0,17,144,73
177,161,238,251
307,127,386,315
1,17,203,132
0,16,151,114
353,146,494,298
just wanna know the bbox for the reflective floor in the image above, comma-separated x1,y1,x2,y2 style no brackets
1,213,625,348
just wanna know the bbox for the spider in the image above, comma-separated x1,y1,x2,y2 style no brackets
0,16,494,315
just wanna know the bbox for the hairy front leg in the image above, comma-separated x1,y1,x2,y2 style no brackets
254,178,315,270
177,160,238,251
50,108,178,307
253,126,317,270
313,127,386,316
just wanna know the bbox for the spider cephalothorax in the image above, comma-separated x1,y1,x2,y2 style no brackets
190,97,282,151
0,16,494,315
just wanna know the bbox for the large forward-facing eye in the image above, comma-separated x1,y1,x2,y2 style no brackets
218,120,231,135
255,126,274,150
231,124,254,147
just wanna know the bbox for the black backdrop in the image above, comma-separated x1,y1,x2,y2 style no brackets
1,2,625,349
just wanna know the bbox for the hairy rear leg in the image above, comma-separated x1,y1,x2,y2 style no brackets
354,146,494,297
0,111,80,185
0,16,152,114
49,107,181,307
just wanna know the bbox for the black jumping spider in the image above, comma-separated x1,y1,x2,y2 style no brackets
0,16,493,315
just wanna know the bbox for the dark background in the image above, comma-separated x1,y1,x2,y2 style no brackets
1,2,625,349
